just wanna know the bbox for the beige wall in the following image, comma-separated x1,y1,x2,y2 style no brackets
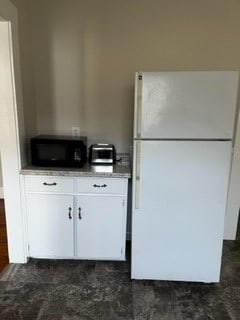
18,0,240,152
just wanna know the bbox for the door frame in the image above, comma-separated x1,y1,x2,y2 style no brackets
0,0,27,263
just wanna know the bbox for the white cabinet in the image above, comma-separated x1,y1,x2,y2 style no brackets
76,195,126,259
27,194,74,258
24,175,128,260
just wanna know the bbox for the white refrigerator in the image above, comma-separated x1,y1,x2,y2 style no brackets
131,71,239,282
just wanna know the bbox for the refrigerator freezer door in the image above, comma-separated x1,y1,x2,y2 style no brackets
134,71,239,139
131,140,232,282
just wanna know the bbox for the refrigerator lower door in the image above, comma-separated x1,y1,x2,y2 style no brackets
132,140,232,282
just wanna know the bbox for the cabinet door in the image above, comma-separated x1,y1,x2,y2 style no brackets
76,195,126,260
27,194,74,258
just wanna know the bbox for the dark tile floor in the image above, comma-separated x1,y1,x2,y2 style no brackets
0,236,240,319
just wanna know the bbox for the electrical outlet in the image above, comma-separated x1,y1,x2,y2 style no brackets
72,127,80,137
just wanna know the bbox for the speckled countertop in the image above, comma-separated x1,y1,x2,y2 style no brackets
20,154,132,179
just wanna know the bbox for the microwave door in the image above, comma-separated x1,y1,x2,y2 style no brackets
40,143,66,162
31,136,87,168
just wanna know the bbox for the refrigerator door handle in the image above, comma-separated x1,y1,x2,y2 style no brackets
136,74,143,138
135,141,141,209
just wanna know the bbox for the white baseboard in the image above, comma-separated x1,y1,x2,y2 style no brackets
0,187,4,198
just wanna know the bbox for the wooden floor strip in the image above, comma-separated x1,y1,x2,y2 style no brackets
0,199,9,272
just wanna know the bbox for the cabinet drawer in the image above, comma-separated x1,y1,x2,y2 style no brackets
25,176,74,193
76,178,126,195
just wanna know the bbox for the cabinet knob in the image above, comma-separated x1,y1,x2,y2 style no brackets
78,207,82,219
68,207,72,220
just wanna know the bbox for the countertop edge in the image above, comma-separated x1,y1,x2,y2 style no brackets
20,169,131,179
20,163,132,179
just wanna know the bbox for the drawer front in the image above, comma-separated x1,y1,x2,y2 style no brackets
25,176,74,193
76,178,126,195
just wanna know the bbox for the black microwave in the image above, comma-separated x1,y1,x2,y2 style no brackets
31,135,87,168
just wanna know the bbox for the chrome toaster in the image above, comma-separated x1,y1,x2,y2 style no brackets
89,144,116,165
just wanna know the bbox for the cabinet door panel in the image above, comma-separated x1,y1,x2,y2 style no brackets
27,194,74,258
76,195,125,259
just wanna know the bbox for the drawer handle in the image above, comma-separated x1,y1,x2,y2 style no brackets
68,207,72,220
43,182,57,186
93,184,107,188
78,207,82,219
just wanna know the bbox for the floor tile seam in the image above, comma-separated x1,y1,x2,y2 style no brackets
218,283,240,289
0,264,20,281
218,285,240,291
220,300,238,320
0,280,8,294
4,283,57,291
